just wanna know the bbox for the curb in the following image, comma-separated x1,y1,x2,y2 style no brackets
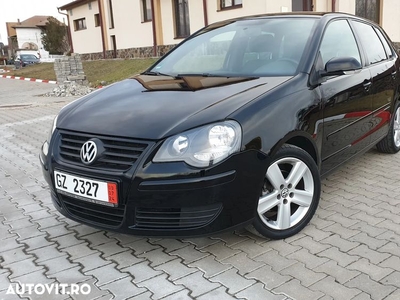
1,74,57,84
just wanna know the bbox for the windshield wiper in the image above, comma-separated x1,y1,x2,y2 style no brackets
177,73,224,77
142,71,175,77
176,73,258,78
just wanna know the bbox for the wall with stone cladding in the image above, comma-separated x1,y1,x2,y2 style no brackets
74,41,400,62
394,42,400,52
79,45,176,61
54,54,88,85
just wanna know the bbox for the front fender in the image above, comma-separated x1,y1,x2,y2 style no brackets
230,74,323,168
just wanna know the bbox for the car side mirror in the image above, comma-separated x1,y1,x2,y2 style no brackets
320,57,362,77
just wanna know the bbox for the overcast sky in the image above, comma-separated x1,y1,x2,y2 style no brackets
0,0,71,45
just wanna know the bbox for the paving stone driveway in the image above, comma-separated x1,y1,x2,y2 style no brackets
1,79,400,300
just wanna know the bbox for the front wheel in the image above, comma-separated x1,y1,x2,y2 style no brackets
249,145,321,239
376,103,400,154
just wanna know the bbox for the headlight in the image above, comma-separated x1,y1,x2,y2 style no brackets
43,115,58,157
153,121,242,167
47,115,58,143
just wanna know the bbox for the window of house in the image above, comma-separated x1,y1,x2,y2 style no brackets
319,20,361,67
356,0,380,24
141,0,152,22
111,35,117,58
174,0,190,38
220,0,242,10
74,18,87,31
292,0,313,11
352,21,387,64
108,0,115,29
94,14,100,27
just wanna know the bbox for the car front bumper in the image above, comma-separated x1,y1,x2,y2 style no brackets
40,132,269,237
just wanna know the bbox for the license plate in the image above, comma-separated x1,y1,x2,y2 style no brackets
54,170,118,205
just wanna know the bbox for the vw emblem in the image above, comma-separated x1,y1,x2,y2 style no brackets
281,188,289,199
80,140,98,165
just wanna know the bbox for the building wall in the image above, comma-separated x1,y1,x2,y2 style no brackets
15,27,49,59
68,1,103,54
159,0,176,46
106,0,153,49
6,22,18,58
65,0,398,59
206,0,292,24
335,0,355,15
160,0,293,46
313,0,330,12
159,0,355,46
381,0,400,43
187,0,204,36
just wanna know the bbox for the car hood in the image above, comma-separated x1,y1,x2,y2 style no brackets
58,74,291,140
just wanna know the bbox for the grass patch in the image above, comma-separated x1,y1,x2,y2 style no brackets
83,58,157,86
6,63,58,81
6,58,158,86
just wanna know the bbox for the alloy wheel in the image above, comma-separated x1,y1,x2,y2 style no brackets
257,157,314,230
394,107,400,148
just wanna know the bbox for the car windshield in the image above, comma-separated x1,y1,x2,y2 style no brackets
149,17,317,77
21,55,38,60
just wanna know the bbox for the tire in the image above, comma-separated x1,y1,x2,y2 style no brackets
376,103,400,154
248,144,321,240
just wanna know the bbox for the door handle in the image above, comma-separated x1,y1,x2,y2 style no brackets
363,80,372,92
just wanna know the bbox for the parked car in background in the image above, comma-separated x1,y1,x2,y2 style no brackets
16,54,40,67
40,13,400,239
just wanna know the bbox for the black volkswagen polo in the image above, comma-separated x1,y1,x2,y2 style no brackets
40,13,400,239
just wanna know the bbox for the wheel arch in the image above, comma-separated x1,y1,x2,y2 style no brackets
269,132,320,169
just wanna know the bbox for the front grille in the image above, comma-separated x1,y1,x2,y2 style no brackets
135,204,222,229
61,195,125,227
58,130,149,171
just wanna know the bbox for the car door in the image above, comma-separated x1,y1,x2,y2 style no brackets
351,20,397,144
318,19,372,175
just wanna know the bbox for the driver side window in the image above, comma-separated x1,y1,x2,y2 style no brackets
319,20,361,67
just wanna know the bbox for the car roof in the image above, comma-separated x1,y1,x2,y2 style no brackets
21,54,38,58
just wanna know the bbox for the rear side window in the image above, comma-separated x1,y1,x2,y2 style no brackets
352,21,387,64
374,28,393,58
319,20,361,67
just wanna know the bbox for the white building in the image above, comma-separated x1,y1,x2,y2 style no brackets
11,16,52,59
59,0,400,60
